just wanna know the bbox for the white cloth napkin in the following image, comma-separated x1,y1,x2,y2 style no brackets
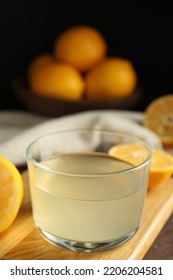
0,110,162,166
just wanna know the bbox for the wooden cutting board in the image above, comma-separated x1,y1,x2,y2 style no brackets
1,171,173,260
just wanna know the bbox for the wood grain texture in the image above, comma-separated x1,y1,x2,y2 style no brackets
144,214,173,260
1,171,173,260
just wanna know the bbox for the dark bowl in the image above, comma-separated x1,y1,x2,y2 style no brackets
12,77,142,117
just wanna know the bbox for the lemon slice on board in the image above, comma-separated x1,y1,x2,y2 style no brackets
148,149,173,189
108,143,148,166
0,156,23,233
108,144,173,189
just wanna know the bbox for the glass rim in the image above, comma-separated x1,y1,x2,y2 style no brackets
26,128,152,177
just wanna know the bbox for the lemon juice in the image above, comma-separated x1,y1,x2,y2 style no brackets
29,152,147,246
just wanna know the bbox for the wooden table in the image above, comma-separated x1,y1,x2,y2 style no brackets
0,171,173,260
144,212,173,259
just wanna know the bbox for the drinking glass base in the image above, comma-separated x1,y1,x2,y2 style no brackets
37,227,138,252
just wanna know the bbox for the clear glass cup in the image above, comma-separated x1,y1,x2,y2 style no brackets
26,129,151,252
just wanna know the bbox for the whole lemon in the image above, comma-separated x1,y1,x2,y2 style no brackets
29,62,85,100
85,57,137,99
54,25,107,72
27,53,54,81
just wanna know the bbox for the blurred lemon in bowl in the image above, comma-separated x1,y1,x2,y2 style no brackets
85,57,137,99
29,61,85,100
27,53,55,81
54,25,107,72
13,25,141,116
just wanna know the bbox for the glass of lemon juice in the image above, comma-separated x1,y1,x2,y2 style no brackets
26,129,151,252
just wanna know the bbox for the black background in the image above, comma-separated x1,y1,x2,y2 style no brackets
1,1,173,111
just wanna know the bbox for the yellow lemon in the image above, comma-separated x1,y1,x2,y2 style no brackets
54,25,107,72
85,57,137,99
27,53,54,81
144,94,173,148
29,62,85,100
148,149,173,189
108,144,173,189
0,156,23,232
